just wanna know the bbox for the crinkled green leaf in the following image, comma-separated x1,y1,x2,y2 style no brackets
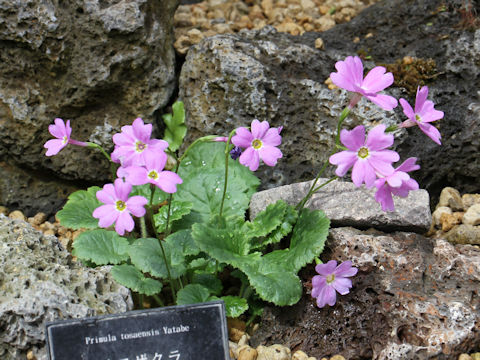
163,101,187,152
164,229,200,257
56,186,102,229
128,238,185,279
244,200,287,239
241,261,302,306
174,142,259,228
111,264,163,296
192,273,223,296
153,201,193,233
130,184,168,205
253,204,298,250
216,296,248,318
72,229,129,265
176,284,210,305
262,208,330,273
192,215,253,259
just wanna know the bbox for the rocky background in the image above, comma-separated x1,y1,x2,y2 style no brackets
1,0,480,359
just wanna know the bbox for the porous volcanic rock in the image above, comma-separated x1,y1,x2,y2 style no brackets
0,215,133,360
0,0,178,216
250,227,480,359
179,0,480,202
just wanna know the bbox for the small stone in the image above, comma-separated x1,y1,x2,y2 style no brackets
402,56,415,65
440,212,463,232
432,206,452,227
238,345,258,360
313,16,336,31
353,36,360,43
9,210,26,221
314,37,324,49
256,344,291,360
26,350,36,360
458,354,472,360
445,224,480,245
44,229,56,236
229,340,238,359
303,23,315,32
32,212,47,226
463,204,480,226
228,317,247,342
0,206,9,215
330,356,346,360
276,21,304,36
292,350,309,359
438,187,464,211
462,194,480,211
470,353,480,360
238,333,250,347
300,0,316,11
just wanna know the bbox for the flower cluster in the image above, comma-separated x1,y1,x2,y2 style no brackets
329,56,443,211
44,117,182,235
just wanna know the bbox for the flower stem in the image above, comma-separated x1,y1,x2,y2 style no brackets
296,106,350,210
86,142,117,180
219,129,237,217
146,187,176,303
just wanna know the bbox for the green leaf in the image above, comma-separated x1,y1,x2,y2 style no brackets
56,187,102,229
192,273,223,296
255,204,298,249
244,200,287,239
163,101,187,152
218,296,248,318
72,229,129,265
176,284,210,305
128,238,186,279
175,142,259,228
241,261,302,306
130,184,168,205
192,215,254,260
111,264,163,296
153,201,193,233
164,229,200,257
263,208,330,273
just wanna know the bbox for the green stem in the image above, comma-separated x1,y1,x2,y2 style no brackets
153,294,164,307
219,129,236,217
164,194,174,236
177,135,218,165
146,194,177,303
86,142,117,180
296,106,350,211
140,217,148,239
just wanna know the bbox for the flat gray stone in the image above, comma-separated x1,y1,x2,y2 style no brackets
249,178,431,233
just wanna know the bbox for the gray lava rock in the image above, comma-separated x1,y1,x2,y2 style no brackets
0,0,178,216
249,178,431,233
179,0,480,204
250,227,480,359
0,215,133,360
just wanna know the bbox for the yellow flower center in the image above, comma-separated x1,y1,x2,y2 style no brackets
252,139,263,149
357,147,369,159
148,170,158,180
415,114,422,122
326,274,335,284
115,200,126,212
135,141,147,153
62,135,68,145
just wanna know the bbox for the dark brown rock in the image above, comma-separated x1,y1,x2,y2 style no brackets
0,0,178,214
250,228,480,359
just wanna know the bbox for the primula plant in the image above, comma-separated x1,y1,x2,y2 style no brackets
46,55,443,315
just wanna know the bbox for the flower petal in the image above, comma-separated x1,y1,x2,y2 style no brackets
329,151,358,177
239,147,260,171
332,277,353,295
362,66,394,93
365,125,394,151
232,127,253,148
114,179,132,201
96,183,117,204
418,122,441,145
93,205,118,228
251,120,269,139
44,139,66,156
365,93,398,111
334,261,358,277
132,118,152,142
262,128,282,147
155,171,183,193
258,145,282,167
414,86,429,113
126,196,148,217
340,125,365,151
115,211,134,235
315,260,337,276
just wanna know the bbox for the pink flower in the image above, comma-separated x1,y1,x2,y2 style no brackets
119,153,182,193
44,118,87,156
330,56,398,110
399,86,443,145
111,118,169,167
93,178,148,235
329,125,399,188
374,157,420,212
312,260,358,308
231,120,282,171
